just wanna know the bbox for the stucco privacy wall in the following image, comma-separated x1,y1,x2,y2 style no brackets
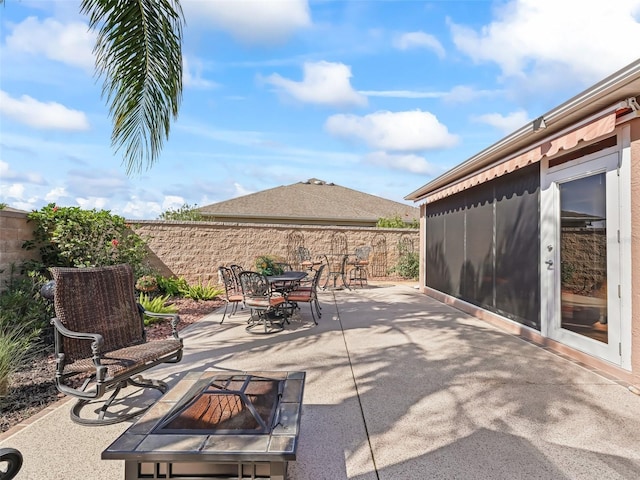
0,210,38,287
132,221,418,285
0,213,417,288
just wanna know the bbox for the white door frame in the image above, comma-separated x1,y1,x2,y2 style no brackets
540,146,628,367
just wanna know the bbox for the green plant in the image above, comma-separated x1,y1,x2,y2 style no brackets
138,293,178,325
0,270,52,336
255,255,284,276
156,275,189,297
391,251,419,279
0,269,49,398
0,324,42,398
158,203,204,221
23,203,150,277
135,275,158,293
377,214,419,229
183,280,224,301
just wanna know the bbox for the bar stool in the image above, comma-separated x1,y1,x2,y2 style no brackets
348,246,370,287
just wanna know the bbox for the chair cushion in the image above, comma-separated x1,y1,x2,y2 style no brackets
64,339,182,378
286,291,312,302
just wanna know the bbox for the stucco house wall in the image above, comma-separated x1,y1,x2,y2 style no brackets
630,120,640,380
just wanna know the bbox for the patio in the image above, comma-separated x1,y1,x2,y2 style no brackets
2,283,640,479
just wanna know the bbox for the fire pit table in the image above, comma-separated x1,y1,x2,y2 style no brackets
102,370,305,480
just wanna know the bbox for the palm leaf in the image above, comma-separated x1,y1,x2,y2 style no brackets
81,0,184,174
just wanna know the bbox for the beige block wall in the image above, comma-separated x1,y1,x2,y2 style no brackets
0,210,39,288
0,212,418,290
132,221,419,285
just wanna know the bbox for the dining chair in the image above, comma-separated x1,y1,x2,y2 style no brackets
218,266,244,324
229,264,244,288
285,263,325,324
238,271,288,334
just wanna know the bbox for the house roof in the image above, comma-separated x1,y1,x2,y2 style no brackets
406,58,640,203
198,179,419,226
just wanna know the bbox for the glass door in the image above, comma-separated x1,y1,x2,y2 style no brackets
542,153,621,364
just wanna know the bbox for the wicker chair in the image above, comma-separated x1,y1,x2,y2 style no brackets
0,448,22,480
48,264,183,426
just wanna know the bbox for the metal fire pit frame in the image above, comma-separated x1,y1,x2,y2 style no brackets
102,370,305,480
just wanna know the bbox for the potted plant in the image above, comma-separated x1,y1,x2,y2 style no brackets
255,255,284,276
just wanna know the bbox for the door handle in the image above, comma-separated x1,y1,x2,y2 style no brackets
544,259,553,266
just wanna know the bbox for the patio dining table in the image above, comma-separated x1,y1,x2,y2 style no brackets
266,271,308,291
266,271,309,320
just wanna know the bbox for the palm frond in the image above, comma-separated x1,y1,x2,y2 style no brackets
81,0,184,174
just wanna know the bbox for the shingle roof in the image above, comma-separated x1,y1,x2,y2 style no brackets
198,179,419,226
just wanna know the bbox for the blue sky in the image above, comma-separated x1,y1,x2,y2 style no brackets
1,1,639,219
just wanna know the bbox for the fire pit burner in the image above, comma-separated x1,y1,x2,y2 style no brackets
156,374,284,435
102,371,305,480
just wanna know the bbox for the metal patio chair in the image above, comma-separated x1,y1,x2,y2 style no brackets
218,266,244,324
239,271,288,334
285,263,325,324
348,246,371,287
48,264,183,426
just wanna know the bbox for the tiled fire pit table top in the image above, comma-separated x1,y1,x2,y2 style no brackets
102,370,305,480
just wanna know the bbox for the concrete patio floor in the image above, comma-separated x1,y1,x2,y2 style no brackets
2,284,640,479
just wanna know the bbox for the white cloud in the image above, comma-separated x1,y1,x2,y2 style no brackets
4,16,95,71
4,183,25,199
122,198,163,220
364,151,436,175
393,31,445,58
360,90,447,99
183,57,218,90
0,91,90,131
182,0,311,45
360,85,501,103
76,197,108,210
474,110,530,134
162,195,186,210
450,0,640,84
44,187,69,203
264,61,367,108
0,160,46,184
442,85,500,104
325,110,458,152
233,183,254,197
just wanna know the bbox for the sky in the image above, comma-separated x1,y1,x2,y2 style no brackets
1,1,639,220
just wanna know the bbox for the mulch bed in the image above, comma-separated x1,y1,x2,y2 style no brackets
0,297,224,434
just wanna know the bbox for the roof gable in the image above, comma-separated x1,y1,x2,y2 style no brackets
198,179,419,225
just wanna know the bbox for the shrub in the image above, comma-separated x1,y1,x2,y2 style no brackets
389,239,419,279
377,214,419,229
0,270,51,337
0,270,49,398
183,280,224,301
138,293,178,325
0,324,42,398
156,275,189,297
23,203,150,278
158,203,204,221
255,255,284,276
392,251,419,279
